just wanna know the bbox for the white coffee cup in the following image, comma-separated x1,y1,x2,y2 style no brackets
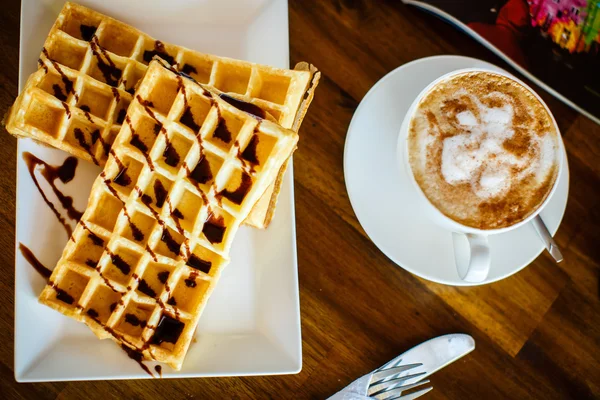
396,68,565,283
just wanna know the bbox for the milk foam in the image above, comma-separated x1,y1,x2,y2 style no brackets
408,71,559,229
435,90,553,199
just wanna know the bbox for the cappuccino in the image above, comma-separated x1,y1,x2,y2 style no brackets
407,71,559,230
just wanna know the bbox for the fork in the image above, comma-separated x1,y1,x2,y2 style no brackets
368,362,433,400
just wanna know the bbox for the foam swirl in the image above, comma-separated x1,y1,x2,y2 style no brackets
408,71,559,229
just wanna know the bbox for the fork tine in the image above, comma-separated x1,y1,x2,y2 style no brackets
387,386,433,400
368,372,427,396
371,363,422,383
374,380,430,400
378,356,403,371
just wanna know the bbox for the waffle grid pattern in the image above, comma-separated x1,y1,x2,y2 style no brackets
5,1,312,166
4,1,319,227
39,60,299,370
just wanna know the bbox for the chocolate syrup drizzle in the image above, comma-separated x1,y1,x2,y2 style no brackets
61,102,72,119
39,62,274,372
213,110,232,143
124,115,155,170
113,166,132,187
99,172,145,246
202,213,226,244
79,24,97,42
186,254,212,274
89,37,122,87
146,244,158,262
218,171,253,205
38,58,49,74
176,75,201,133
234,141,256,175
49,281,75,304
73,128,100,165
240,134,260,166
79,221,120,292
143,40,175,65
219,93,267,120
29,143,171,375
41,48,79,102
94,131,112,157
22,152,83,237
135,95,181,171
135,186,190,261
52,84,67,101
111,87,121,103
80,105,95,124
180,64,197,76
19,243,52,279
120,344,154,377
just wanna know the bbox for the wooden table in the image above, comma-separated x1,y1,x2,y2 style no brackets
1,1,599,398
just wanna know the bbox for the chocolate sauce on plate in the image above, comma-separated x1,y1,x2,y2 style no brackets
18,243,52,279
120,344,154,377
22,152,83,236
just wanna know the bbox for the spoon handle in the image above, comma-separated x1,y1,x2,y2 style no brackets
532,215,563,263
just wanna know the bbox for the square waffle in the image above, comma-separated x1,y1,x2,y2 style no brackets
38,60,300,370
4,1,320,228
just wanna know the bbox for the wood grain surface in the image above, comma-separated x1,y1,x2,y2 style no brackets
1,1,599,399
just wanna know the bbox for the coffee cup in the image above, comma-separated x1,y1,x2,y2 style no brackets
397,68,565,283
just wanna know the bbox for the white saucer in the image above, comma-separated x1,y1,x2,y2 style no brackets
344,55,569,286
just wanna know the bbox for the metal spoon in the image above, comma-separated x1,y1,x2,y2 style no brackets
532,215,563,263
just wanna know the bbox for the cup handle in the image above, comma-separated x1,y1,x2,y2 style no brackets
459,234,490,283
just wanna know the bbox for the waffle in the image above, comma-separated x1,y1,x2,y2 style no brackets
4,1,320,228
38,60,299,370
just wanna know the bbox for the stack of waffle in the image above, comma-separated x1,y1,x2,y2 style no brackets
5,2,319,371
5,1,319,228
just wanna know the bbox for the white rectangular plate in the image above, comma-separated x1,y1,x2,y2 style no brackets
15,0,301,381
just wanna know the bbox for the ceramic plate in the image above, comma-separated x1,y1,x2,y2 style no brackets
15,0,301,381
